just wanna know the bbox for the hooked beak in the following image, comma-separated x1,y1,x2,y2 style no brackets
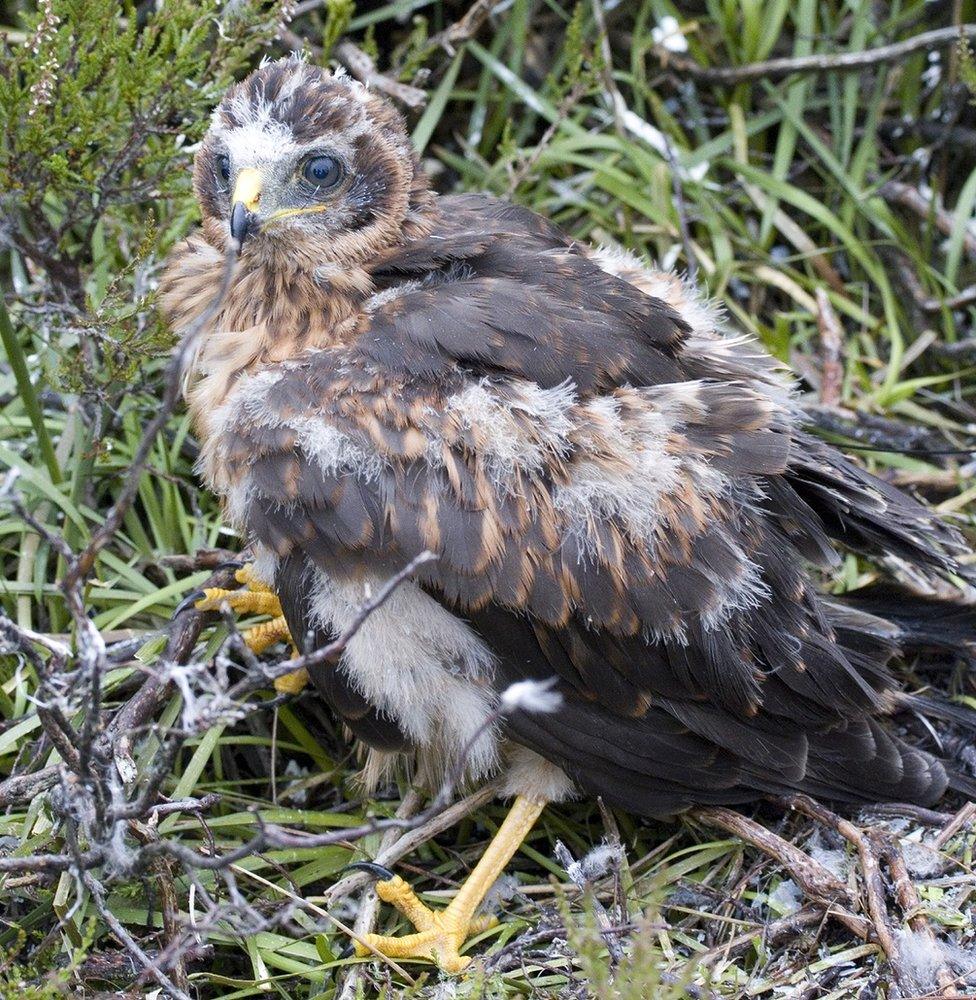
230,168,262,245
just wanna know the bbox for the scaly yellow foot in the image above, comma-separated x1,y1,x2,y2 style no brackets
242,615,292,654
353,796,545,973
194,565,283,617
191,564,308,693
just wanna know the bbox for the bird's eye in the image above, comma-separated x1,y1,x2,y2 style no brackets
217,154,231,184
303,155,342,188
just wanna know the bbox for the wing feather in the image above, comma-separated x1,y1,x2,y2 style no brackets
209,194,966,813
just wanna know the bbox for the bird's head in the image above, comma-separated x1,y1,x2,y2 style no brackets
195,58,430,264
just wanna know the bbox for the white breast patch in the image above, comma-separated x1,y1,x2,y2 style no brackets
307,569,501,783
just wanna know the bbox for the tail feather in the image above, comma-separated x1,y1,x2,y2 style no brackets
836,584,976,658
900,693,976,730
789,433,970,583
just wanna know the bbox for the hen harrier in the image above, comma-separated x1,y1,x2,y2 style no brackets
162,58,974,972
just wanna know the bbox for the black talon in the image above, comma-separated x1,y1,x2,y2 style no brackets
343,861,396,882
174,589,206,617
337,941,355,959
216,559,246,572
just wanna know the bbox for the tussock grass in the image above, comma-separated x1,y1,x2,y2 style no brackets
1,1,975,996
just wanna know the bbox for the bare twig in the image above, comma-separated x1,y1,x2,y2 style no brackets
881,180,976,261
934,801,976,849
815,288,844,407
785,797,902,977
335,41,427,109
691,806,852,905
158,548,239,573
861,803,954,826
83,871,192,1000
279,23,427,109
0,763,60,806
657,25,976,84
425,0,505,56
691,805,872,943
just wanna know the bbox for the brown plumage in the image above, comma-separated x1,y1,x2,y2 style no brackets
162,58,975,827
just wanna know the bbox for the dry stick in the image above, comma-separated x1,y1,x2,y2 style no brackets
335,41,427,109
862,803,954,827
786,797,904,977
129,817,193,995
696,906,829,966
934,801,976,850
657,25,976,84
881,180,976,261
0,846,104,875
815,288,844,408
692,806,852,905
158,548,239,574
148,793,223,817
0,763,59,806
83,870,192,1000
278,24,427,109
691,806,873,943
424,0,506,56
879,834,959,997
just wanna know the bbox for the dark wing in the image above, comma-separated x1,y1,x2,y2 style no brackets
364,193,689,391
217,194,968,815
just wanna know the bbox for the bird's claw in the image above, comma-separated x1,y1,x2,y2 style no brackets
215,558,246,572
344,860,397,881
176,564,297,660
351,873,497,973
174,589,206,617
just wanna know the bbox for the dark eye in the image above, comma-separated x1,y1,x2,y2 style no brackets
216,154,230,183
303,155,342,188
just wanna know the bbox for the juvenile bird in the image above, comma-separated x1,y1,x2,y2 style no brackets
161,57,974,972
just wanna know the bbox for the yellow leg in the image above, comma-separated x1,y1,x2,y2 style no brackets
355,795,545,973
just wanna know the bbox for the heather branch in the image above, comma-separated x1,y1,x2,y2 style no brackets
657,25,976,84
